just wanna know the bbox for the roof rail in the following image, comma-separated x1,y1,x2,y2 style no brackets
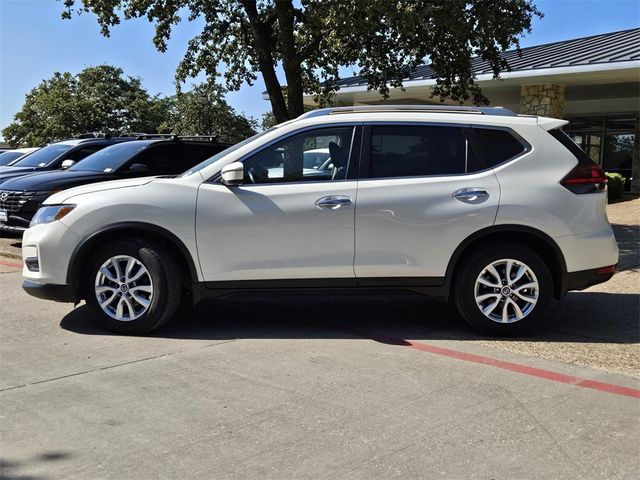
134,133,177,140
133,134,219,142
298,105,517,119
76,132,112,139
175,135,219,142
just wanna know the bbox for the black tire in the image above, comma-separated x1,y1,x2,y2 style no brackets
454,242,552,336
84,239,182,334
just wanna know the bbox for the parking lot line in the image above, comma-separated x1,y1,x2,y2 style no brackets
0,259,22,269
340,327,640,399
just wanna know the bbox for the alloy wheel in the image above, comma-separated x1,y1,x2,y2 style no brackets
94,255,154,321
474,258,539,324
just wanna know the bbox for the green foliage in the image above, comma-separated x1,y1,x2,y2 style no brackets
261,104,316,130
60,0,542,122
606,172,626,201
3,66,257,147
160,82,257,144
2,66,170,147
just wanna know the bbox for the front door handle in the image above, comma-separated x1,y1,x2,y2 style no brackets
453,188,490,204
315,195,352,210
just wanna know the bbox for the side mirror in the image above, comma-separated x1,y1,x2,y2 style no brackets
128,163,149,173
61,159,75,169
221,162,244,186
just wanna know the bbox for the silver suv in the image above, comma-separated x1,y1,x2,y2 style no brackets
21,106,618,335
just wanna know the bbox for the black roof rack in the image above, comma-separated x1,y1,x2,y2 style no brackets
133,133,177,140
76,132,113,139
176,135,219,142
133,134,219,142
298,105,517,119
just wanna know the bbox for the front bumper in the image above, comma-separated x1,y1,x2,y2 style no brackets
22,220,80,286
22,280,75,303
0,222,27,234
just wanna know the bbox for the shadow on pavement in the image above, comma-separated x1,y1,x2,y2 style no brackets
60,289,639,345
612,223,639,271
0,451,71,480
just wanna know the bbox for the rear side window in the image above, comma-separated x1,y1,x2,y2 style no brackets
368,125,475,178
473,128,526,167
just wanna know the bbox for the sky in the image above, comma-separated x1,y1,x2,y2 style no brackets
1,0,639,140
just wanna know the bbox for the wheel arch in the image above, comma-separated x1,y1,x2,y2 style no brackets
445,225,568,300
67,222,199,302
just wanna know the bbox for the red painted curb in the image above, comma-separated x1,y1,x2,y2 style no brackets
340,327,640,400
0,259,22,269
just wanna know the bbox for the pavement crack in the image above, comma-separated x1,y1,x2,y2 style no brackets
0,339,239,393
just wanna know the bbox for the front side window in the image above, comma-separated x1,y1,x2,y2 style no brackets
68,145,104,162
124,144,218,175
242,127,354,184
12,143,74,168
368,125,471,178
70,142,147,172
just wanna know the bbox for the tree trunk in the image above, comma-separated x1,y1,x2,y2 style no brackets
240,0,290,123
274,0,305,119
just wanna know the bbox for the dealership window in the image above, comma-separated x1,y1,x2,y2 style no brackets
565,114,637,192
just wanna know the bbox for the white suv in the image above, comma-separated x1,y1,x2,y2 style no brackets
21,106,618,335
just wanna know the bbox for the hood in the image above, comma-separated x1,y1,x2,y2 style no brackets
45,176,158,204
0,166,41,184
0,170,112,192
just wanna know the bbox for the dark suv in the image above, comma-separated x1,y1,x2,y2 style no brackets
0,136,228,233
0,135,135,185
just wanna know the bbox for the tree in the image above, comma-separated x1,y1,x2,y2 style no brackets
2,65,169,146
61,0,542,123
160,82,257,144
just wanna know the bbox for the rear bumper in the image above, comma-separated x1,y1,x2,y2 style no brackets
564,265,616,294
22,280,75,303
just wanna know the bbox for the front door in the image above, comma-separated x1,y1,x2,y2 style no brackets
196,125,359,284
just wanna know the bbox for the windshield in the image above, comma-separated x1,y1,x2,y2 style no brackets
181,128,278,177
0,151,28,166
12,143,74,168
69,142,146,172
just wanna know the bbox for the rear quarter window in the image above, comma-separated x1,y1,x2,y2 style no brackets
473,128,527,167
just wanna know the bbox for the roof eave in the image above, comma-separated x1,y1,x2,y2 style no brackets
321,60,640,96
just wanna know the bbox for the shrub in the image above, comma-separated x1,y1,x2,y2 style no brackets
606,172,626,201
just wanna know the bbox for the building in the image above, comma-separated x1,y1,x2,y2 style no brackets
306,28,640,194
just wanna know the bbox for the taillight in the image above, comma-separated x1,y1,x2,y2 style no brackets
560,162,607,194
549,129,608,195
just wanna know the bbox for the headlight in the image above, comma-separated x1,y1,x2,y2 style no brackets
30,205,76,227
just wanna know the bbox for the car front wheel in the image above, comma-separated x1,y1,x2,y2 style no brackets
454,242,552,335
84,239,182,334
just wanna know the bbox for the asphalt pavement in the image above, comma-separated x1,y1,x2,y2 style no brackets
1,198,638,479
1,265,639,479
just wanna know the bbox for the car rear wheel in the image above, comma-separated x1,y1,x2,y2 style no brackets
85,239,182,334
454,243,552,335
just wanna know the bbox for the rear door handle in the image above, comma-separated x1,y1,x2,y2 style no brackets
453,188,490,204
315,195,352,210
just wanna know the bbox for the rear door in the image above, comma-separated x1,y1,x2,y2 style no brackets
354,123,501,284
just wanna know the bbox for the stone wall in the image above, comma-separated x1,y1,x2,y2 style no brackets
520,84,566,118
